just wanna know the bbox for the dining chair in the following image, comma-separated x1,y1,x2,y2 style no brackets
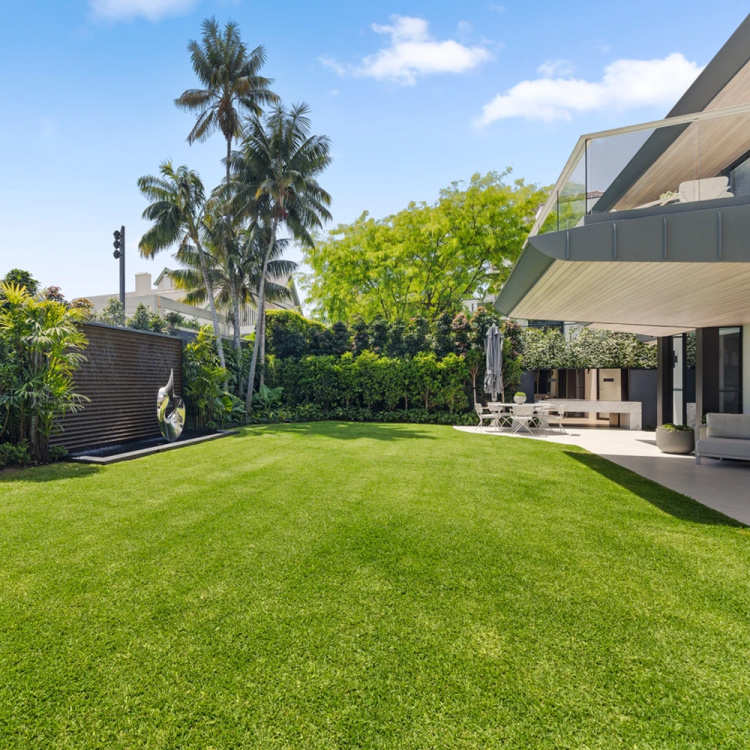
547,404,567,434
474,403,495,431
511,404,536,435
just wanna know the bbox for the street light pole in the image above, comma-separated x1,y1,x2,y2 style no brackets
113,226,125,309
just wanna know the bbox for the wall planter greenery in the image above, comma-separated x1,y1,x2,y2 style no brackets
655,424,695,454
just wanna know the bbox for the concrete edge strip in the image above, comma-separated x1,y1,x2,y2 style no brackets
68,430,239,465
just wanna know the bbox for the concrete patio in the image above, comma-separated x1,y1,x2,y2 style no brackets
455,424,750,525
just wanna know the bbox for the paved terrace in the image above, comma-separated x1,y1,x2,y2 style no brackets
455,425,750,525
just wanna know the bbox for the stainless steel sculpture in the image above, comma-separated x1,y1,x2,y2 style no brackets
157,369,186,442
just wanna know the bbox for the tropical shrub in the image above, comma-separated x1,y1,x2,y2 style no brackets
0,283,88,462
49,445,68,461
183,326,228,429
0,440,32,468
127,303,171,334
253,384,284,409
97,298,126,327
2,269,39,296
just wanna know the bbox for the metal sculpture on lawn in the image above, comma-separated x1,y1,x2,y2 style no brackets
157,369,186,442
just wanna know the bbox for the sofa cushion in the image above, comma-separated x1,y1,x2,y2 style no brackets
705,413,750,440
696,437,750,460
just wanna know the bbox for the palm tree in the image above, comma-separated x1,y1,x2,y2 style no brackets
175,17,277,189
170,218,296,356
138,161,227,371
230,102,332,411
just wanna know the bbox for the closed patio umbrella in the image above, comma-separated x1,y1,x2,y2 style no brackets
483,324,504,401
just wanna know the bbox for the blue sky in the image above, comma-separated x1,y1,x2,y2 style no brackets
0,1,747,301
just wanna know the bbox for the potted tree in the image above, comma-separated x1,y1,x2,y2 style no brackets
655,423,695,454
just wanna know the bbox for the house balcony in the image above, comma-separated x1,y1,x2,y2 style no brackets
532,102,750,238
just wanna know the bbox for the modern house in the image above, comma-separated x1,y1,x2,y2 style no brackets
85,269,301,337
495,14,750,426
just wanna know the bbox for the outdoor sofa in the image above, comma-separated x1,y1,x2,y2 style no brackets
695,413,750,465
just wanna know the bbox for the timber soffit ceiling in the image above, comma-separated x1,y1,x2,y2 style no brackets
496,14,750,332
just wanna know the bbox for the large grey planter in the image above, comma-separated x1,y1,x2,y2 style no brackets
655,427,695,454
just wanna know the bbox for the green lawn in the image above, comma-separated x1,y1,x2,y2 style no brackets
2,423,750,749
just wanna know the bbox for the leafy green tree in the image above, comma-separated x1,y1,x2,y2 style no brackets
97,298,125,327
330,321,350,355
164,311,195,334
386,318,407,358
411,352,440,410
404,316,429,356
437,354,470,413
351,316,369,355
148,311,168,334
2,269,38,296
307,322,334,356
42,286,66,304
69,298,95,319
305,171,548,322
230,102,332,411
175,17,276,189
266,310,308,358
127,303,151,331
451,312,470,354
138,161,227,371
369,317,388,354
431,311,454,358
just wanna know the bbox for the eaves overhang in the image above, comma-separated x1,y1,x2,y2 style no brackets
495,201,750,333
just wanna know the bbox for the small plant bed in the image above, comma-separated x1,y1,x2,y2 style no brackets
68,429,234,464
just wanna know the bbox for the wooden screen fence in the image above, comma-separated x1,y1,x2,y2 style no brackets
52,322,183,451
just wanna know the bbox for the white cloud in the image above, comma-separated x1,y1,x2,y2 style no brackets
321,15,493,86
90,0,198,22
477,53,703,125
457,20,473,40
537,59,575,78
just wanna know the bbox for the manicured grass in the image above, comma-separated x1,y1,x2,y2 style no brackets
2,423,750,748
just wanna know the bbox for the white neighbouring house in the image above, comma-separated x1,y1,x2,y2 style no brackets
85,269,301,337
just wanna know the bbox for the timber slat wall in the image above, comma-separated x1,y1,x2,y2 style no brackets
52,323,183,451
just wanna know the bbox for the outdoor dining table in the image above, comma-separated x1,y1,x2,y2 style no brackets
487,402,551,430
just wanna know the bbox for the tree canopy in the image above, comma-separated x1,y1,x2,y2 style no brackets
303,171,548,323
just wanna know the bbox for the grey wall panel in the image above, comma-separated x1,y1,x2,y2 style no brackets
667,212,719,261
569,222,613,261
719,205,750,261
612,216,665,262
628,369,658,429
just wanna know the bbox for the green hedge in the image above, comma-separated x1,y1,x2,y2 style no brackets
246,404,479,426
522,326,657,370
266,351,472,414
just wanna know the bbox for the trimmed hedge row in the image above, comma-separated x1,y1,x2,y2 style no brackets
266,351,473,414
246,405,479,426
